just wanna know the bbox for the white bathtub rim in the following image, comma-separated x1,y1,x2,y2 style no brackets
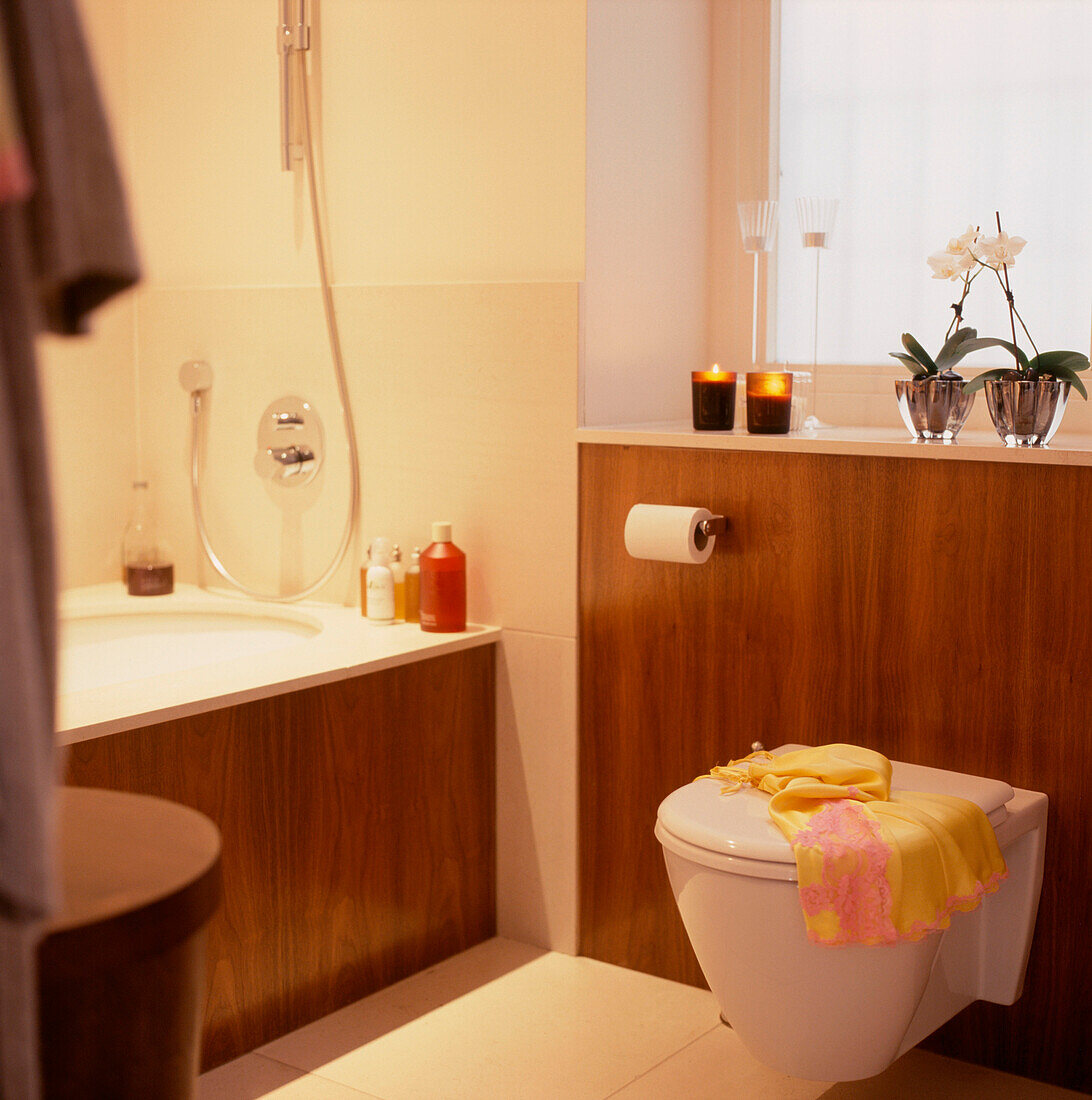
56,582,498,745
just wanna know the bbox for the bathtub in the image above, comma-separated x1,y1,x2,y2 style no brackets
57,583,499,745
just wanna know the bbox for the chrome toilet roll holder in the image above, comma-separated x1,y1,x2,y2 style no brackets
694,514,728,550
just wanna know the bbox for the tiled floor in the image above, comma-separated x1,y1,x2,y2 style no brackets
199,938,1080,1100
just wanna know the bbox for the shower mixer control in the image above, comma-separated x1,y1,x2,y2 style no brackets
255,396,324,486
267,444,315,477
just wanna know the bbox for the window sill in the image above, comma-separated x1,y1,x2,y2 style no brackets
577,421,1092,467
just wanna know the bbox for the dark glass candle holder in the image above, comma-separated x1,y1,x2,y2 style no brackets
691,369,737,431
746,371,793,434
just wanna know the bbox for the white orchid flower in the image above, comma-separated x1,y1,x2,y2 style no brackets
945,224,979,256
927,251,965,280
976,231,1027,268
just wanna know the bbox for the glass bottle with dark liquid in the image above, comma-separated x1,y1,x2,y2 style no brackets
122,480,174,596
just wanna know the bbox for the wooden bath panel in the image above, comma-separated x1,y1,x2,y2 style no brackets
578,442,1091,1093
66,645,496,1071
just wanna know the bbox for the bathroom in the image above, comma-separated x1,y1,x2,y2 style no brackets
22,0,1092,1096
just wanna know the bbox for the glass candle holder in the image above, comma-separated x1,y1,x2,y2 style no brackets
790,370,812,431
691,369,737,431
746,371,793,434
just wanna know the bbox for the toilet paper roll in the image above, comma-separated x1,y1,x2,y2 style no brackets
624,504,715,564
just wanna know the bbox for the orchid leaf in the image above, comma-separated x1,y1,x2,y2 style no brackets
962,368,1011,395
890,352,928,376
1046,363,1088,399
1028,350,1090,375
900,333,935,373
956,337,1030,371
935,327,978,368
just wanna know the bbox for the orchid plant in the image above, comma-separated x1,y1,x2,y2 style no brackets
890,225,986,381
891,215,1091,398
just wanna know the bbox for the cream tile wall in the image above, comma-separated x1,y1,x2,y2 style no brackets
41,0,585,953
38,294,139,590
496,633,578,952
135,283,578,634
126,0,584,289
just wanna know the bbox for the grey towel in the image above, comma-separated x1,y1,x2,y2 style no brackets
3,0,140,337
0,0,139,1092
1,0,140,922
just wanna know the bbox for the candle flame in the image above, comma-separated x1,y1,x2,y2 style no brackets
747,371,792,397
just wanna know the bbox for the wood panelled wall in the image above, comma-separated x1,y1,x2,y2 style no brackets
578,443,1091,1093
66,646,496,1071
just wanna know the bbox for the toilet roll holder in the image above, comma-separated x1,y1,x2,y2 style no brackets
623,504,730,563
694,514,728,550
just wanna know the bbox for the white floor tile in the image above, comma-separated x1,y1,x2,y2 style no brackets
257,938,546,1075
609,1027,829,1100
262,940,718,1100
204,940,1079,1100
198,1053,382,1099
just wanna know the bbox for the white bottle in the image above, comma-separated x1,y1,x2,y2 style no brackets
365,538,396,624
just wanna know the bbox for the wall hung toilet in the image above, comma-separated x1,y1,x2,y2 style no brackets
655,745,1048,1082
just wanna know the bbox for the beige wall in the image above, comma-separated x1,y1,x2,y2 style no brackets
582,0,710,427
42,0,584,953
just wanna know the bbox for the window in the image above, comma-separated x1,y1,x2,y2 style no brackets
774,0,1092,369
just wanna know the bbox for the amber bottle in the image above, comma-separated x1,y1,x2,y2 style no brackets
419,523,466,632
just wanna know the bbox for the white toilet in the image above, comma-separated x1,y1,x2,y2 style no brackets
655,744,1048,1082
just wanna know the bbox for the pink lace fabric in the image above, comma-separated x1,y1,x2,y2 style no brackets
791,797,1008,946
793,799,898,946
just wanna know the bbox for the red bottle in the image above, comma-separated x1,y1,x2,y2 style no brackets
419,522,466,632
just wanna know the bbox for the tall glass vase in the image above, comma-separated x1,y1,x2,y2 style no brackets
737,200,778,368
795,197,838,430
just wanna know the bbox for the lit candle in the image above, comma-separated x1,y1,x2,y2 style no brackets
746,371,793,434
691,366,737,431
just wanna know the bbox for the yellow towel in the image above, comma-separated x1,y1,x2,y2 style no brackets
702,744,1007,946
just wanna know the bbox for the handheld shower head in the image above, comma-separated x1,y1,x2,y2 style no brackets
279,0,311,170
279,0,310,51
179,359,213,394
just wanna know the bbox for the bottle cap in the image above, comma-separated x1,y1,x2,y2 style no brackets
431,522,452,543
371,536,393,565
391,544,402,562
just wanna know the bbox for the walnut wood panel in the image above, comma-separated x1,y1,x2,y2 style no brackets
66,646,496,1071
578,443,1091,1093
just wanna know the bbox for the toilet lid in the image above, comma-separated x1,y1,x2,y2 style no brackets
656,745,1016,864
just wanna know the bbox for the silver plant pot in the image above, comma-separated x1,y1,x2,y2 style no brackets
894,377,975,440
983,378,1070,447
